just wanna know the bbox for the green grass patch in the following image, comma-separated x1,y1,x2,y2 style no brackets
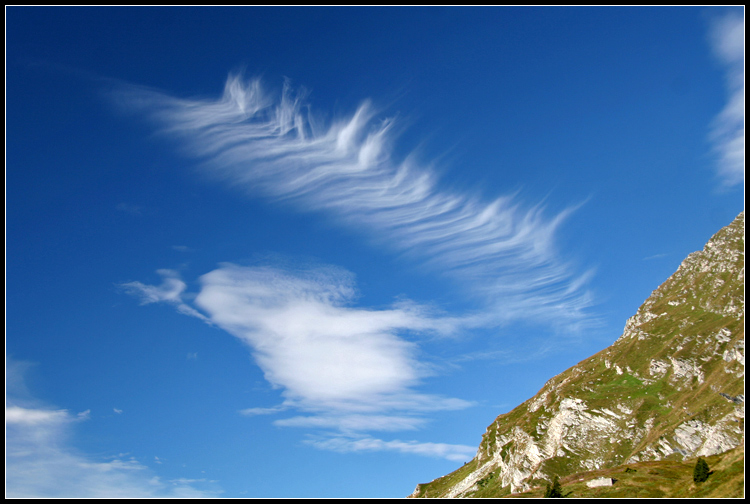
499,447,744,499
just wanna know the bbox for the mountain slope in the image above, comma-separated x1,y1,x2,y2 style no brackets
410,212,744,498
505,444,744,498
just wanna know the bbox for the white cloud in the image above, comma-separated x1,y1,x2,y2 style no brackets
643,253,668,261
193,264,470,418
6,405,72,425
305,435,477,462
5,360,220,498
708,13,745,188
120,268,186,304
119,269,211,324
168,477,213,485
114,74,594,329
239,404,289,416
274,414,427,433
125,263,472,438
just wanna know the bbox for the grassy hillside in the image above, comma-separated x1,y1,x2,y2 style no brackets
506,445,744,499
409,212,744,498
411,423,744,499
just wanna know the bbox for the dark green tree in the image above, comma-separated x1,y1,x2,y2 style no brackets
693,457,710,483
544,475,563,498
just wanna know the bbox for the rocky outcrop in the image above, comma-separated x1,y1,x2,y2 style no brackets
410,212,744,498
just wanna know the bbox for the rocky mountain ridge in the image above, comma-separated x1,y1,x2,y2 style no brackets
410,212,744,498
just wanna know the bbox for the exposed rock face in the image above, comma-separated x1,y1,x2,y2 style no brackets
410,212,744,498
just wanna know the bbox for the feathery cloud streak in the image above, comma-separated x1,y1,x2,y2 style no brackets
114,74,593,328
708,13,745,188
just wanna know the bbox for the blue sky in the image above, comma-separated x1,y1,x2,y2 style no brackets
6,7,744,498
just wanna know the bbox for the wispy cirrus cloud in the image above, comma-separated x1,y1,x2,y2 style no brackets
707,13,744,188
5,358,220,498
113,74,594,329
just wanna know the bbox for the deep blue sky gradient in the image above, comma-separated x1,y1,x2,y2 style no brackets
7,6,744,498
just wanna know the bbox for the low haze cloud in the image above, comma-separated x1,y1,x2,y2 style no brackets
5,359,219,498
